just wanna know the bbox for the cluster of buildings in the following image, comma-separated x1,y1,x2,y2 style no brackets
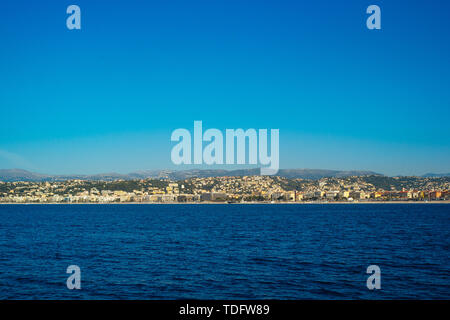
0,175,448,203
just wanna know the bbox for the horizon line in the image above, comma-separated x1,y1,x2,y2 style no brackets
0,167,449,178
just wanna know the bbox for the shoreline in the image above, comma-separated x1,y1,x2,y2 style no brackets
0,200,449,205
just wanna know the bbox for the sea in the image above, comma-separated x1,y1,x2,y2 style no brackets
0,204,448,299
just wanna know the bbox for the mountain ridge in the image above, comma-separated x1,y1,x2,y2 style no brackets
1,168,448,182
0,168,385,182
421,173,450,178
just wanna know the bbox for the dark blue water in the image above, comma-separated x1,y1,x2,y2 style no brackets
0,204,449,299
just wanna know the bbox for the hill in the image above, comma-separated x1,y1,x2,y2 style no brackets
0,168,381,182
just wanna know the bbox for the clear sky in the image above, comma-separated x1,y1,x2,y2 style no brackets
1,0,449,176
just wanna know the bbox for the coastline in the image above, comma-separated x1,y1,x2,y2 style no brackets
1,200,449,205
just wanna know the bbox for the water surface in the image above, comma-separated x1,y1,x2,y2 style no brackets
0,204,448,299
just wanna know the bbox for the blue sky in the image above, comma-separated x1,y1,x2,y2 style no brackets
0,0,449,175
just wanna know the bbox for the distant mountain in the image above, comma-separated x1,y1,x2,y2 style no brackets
275,169,379,180
0,168,381,182
421,173,450,178
0,169,50,181
128,169,381,180
0,169,129,182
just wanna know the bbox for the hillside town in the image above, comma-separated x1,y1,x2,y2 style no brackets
0,175,449,203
